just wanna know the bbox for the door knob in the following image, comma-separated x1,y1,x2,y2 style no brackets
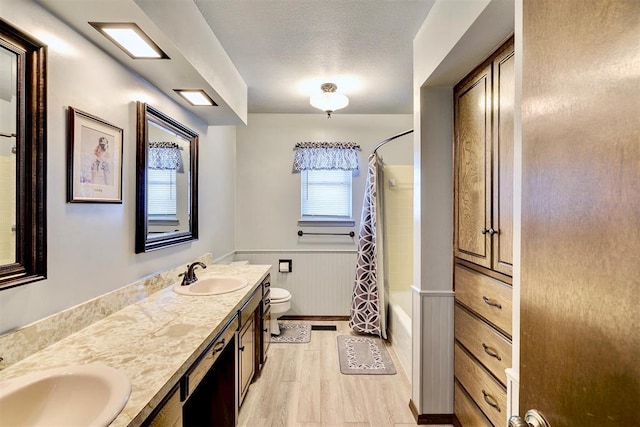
509,410,550,427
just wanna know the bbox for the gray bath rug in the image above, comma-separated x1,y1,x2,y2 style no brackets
271,323,311,343
337,335,396,375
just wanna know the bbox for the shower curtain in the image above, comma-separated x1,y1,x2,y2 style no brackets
349,153,387,339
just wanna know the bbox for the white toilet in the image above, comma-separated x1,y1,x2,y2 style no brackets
269,287,292,336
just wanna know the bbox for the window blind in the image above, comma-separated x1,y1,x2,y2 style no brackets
147,169,177,216
301,169,352,218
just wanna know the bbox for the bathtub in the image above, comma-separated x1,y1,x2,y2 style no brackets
388,290,412,378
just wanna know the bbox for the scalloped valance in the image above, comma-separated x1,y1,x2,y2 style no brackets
292,141,360,173
148,142,182,170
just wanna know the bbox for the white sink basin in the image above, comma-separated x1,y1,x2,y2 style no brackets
173,275,249,296
0,364,130,427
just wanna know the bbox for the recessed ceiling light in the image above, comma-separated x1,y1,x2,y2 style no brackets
89,22,169,59
174,90,217,106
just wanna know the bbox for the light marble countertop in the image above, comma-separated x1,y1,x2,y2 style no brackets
0,264,272,426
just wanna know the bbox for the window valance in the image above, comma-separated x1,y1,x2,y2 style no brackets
292,141,360,173
148,142,182,170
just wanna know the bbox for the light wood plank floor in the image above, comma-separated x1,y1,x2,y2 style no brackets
238,320,418,427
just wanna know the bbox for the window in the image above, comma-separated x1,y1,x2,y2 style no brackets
301,169,352,219
147,168,177,217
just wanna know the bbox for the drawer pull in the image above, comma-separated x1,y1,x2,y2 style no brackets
482,296,502,309
482,343,502,360
482,389,501,412
212,339,226,354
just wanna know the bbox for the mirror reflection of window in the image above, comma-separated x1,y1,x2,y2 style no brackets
146,121,191,238
0,45,17,265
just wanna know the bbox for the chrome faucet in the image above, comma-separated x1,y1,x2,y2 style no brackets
180,262,207,286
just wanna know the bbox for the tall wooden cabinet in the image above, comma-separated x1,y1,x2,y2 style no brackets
453,37,514,427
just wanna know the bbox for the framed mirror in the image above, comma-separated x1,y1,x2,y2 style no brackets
135,102,198,253
0,19,46,290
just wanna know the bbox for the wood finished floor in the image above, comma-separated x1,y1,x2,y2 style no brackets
238,320,418,427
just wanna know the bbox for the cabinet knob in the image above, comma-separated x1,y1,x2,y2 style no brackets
239,345,245,352
482,227,499,235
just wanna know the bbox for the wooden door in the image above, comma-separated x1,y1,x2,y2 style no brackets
492,42,514,276
454,63,493,269
519,0,640,425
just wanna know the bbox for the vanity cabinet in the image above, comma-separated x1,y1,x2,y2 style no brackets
453,37,514,427
237,281,263,405
260,275,271,368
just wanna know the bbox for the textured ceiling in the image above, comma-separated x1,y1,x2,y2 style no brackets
194,0,435,114
35,0,435,121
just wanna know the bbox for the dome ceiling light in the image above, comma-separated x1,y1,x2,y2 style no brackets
310,83,349,118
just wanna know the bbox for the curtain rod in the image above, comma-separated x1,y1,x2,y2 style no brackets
372,129,413,154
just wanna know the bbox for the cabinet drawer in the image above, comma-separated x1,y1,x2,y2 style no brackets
455,381,492,427
455,343,506,427
184,316,236,398
455,265,512,336
455,304,511,386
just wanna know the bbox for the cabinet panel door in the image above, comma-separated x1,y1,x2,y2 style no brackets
454,63,492,269
492,43,515,276
239,317,255,404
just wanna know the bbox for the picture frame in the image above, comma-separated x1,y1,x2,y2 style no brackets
67,107,123,203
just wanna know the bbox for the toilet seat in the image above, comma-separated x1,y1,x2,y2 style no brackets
270,287,291,303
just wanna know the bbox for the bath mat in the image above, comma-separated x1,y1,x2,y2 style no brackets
337,335,396,375
271,323,311,343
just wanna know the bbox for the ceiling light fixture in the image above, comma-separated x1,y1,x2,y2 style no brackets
310,83,349,118
174,89,217,106
89,22,169,59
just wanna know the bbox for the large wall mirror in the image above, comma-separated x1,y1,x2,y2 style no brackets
0,19,46,290
135,102,198,253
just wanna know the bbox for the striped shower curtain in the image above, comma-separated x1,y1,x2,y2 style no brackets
349,153,387,339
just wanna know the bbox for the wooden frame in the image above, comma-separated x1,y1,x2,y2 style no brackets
0,19,47,290
67,107,123,203
135,102,199,253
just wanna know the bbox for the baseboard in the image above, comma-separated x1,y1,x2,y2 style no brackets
409,399,457,425
279,315,349,321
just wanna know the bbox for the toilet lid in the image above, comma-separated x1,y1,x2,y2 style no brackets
270,287,291,301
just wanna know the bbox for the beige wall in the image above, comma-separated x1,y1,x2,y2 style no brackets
0,0,237,334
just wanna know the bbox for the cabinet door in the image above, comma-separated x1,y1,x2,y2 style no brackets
454,63,493,269
492,43,515,276
238,317,255,404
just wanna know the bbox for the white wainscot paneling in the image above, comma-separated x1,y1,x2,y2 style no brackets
235,250,357,316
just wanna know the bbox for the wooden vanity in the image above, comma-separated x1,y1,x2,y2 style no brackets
0,264,273,427
145,274,271,427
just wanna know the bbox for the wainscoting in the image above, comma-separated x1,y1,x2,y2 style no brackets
235,250,357,316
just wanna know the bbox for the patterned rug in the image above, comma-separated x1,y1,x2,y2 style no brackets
336,335,396,375
270,323,311,343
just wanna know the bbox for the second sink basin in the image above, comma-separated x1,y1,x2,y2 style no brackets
0,364,130,427
173,275,250,296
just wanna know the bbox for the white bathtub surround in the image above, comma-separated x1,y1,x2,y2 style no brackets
387,296,412,378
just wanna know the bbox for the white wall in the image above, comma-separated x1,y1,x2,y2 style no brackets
411,0,515,416
236,114,413,250
0,0,236,334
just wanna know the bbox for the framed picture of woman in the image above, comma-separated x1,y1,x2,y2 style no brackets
67,107,123,203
